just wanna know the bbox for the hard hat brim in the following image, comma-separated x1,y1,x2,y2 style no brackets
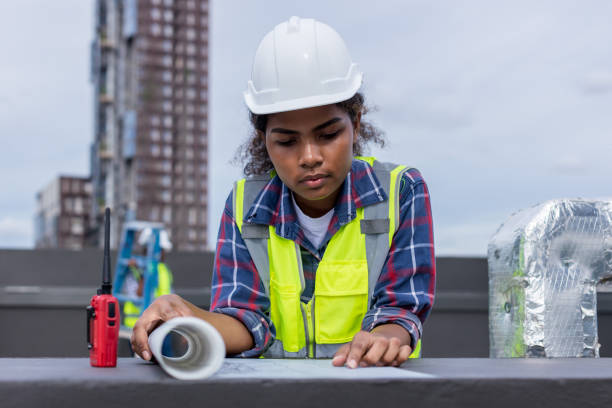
244,71,363,115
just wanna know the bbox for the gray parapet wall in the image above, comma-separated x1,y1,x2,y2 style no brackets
2,248,612,357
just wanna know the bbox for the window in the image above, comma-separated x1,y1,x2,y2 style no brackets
185,118,194,129
161,190,171,202
164,25,173,37
163,130,172,142
150,23,161,36
150,115,161,126
161,160,172,172
163,145,172,158
71,218,84,235
163,206,172,223
150,206,160,221
163,9,173,21
162,70,172,82
162,40,172,52
150,8,161,20
188,208,197,225
64,198,73,212
186,28,196,41
162,100,172,112
163,116,172,127
150,129,160,141
162,85,172,97
74,197,83,214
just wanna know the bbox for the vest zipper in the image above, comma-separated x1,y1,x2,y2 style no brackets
300,302,314,358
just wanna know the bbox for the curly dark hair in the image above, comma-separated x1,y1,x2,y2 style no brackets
234,92,386,176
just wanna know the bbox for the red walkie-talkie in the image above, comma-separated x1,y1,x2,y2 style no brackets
87,207,120,367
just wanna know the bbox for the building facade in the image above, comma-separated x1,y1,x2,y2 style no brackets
90,0,209,251
35,176,93,250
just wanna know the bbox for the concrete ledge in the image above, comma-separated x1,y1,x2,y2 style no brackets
2,358,612,408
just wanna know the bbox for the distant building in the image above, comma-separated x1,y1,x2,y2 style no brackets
35,176,93,250
90,0,209,250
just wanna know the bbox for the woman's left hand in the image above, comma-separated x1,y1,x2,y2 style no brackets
331,325,413,368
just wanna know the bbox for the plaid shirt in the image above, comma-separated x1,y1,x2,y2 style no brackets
211,158,436,357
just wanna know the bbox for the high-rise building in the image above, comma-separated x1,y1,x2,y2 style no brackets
90,0,209,251
34,176,93,249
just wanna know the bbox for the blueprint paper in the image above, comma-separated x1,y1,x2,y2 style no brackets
214,359,434,379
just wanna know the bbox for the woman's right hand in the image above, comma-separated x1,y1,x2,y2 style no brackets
130,294,195,361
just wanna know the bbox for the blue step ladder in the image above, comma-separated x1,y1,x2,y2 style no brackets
112,221,166,331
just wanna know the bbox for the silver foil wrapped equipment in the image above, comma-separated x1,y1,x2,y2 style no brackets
488,199,612,357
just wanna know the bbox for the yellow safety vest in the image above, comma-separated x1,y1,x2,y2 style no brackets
123,262,173,328
234,156,421,358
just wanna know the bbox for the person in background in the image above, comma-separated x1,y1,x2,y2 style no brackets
123,229,174,329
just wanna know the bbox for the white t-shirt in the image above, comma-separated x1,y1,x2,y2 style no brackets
291,193,335,249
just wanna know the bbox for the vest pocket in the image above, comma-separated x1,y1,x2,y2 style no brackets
314,260,369,343
269,279,305,352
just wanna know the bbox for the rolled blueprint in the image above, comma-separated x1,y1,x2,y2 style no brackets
148,317,226,380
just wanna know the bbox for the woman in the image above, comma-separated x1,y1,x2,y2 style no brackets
131,16,435,368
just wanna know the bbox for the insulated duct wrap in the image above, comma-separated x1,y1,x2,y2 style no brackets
488,199,612,358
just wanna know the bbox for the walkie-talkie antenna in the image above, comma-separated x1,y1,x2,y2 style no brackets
99,207,112,295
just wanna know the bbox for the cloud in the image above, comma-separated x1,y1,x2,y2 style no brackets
0,217,32,248
549,156,589,174
435,220,503,257
581,71,612,95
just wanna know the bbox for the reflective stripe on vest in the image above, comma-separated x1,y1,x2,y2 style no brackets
234,157,421,358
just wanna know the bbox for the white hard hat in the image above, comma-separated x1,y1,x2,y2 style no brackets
244,16,363,115
159,230,172,251
138,228,172,250
138,228,152,246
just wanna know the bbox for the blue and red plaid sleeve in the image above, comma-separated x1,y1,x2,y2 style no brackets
209,192,275,357
361,169,436,350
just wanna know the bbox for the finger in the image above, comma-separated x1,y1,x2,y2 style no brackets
362,337,388,366
395,345,413,366
332,344,350,367
346,331,371,369
381,337,401,365
131,321,153,361
130,304,165,360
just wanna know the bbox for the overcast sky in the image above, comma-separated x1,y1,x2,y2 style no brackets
1,1,611,256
